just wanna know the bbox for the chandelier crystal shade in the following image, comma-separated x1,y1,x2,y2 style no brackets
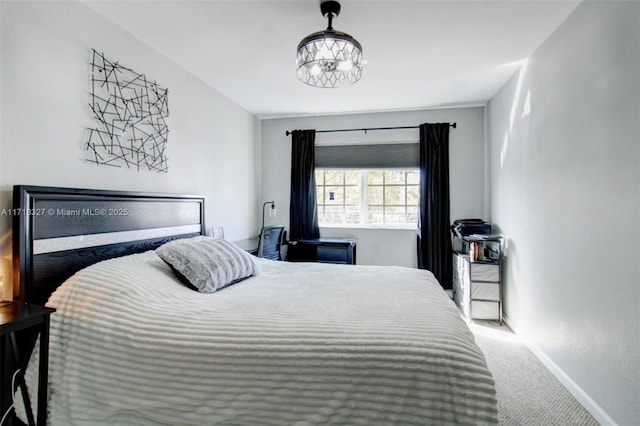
296,1,363,88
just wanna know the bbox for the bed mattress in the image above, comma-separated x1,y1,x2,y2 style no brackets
19,251,497,425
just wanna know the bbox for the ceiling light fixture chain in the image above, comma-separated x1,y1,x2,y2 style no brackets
296,0,363,88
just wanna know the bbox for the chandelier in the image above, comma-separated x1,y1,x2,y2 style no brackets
296,0,363,88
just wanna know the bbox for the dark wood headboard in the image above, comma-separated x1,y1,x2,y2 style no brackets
13,185,205,305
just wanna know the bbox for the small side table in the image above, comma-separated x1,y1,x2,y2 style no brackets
0,302,55,426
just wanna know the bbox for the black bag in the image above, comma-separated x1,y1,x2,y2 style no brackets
451,219,491,239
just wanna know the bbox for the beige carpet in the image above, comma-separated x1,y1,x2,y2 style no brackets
470,321,600,426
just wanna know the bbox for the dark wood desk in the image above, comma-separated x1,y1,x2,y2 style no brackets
287,238,357,264
1,302,55,426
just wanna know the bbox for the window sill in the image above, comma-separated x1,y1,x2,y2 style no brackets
319,224,417,231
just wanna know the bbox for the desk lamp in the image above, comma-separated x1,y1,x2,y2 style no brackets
262,201,276,230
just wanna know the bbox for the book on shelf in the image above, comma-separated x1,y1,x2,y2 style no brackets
469,241,484,262
469,240,501,262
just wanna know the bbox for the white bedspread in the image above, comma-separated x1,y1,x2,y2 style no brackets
21,251,497,425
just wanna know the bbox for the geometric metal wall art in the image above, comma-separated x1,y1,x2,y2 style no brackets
86,49,169,172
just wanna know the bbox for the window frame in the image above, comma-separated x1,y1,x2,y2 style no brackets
315,168,419,229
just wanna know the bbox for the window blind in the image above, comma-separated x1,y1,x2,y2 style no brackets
315,143,419,169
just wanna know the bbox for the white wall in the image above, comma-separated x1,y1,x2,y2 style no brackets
261,107,486,268
487,2,639,424
0,1,260,298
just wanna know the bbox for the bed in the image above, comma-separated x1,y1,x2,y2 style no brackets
12,185,498,425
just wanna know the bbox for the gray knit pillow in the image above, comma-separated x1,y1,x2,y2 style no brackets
156,237,257,293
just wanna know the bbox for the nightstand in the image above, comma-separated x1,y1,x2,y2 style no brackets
0,302,55,426
452,254,502,322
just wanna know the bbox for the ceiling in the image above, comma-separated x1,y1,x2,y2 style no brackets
86,0,580,119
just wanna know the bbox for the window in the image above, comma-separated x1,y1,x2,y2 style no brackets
316,169,419,227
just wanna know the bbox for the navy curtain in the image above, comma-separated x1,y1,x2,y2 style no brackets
417,123,452,289
289,129,320,240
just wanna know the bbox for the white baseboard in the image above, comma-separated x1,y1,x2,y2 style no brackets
502,314,617,426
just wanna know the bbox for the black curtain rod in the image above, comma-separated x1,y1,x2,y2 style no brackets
285,123,456,136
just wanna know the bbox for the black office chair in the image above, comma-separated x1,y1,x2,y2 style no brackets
257,225,285,260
